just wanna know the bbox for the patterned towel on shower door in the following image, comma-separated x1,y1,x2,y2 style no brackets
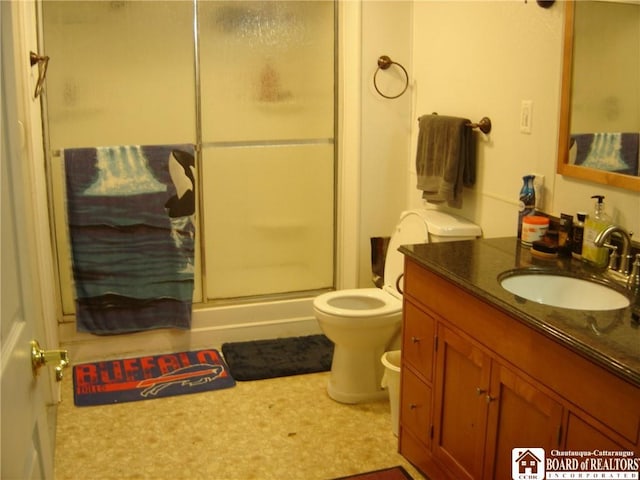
64,145,196,334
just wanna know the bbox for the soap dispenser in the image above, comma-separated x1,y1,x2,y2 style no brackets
582,195,612,267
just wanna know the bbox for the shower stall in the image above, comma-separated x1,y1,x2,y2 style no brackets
41,1,337,343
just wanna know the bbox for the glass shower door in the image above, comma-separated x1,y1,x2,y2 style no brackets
41,0,336,314
198,1,335,299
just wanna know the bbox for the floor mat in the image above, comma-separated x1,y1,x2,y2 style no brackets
333,466,414,480
73,348,235,406
221,334,333,381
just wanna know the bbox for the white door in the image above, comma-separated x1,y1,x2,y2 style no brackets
1,1,62,479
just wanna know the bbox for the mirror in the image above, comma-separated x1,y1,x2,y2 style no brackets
557,0,640,192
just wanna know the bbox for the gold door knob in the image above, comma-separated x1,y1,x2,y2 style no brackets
31,340,69,382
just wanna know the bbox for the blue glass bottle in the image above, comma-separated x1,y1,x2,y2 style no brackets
517,175,536,239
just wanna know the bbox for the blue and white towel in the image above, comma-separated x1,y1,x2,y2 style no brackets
64,145,196,335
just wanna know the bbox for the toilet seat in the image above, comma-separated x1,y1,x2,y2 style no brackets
313,288,401,318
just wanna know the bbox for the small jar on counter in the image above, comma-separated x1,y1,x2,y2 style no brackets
521,215,549,246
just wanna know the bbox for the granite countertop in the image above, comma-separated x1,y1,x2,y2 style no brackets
400,237,640,387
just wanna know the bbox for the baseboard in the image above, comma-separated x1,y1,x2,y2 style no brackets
59,297,322,363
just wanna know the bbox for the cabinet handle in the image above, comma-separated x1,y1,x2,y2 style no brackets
476,387,486,395
409,403,418,410
411,336,421,344
485,394,496,404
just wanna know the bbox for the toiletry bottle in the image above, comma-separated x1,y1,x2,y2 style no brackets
517,175,536,239
582,195,612,267
571,213,586,259
558,213,573,257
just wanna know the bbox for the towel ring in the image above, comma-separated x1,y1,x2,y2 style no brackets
373,55,409,100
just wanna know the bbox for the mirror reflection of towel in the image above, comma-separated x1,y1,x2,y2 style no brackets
570,132,639,176
415,115,476,209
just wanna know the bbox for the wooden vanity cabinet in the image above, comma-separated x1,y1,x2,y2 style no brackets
399,258,640,480
432,325,564,480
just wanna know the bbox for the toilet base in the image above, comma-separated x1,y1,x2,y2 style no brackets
327,380,389,404
324,344,390,404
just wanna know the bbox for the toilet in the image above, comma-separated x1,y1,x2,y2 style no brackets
313,208,481,404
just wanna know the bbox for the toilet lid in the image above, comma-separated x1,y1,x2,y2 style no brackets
383,211,429,297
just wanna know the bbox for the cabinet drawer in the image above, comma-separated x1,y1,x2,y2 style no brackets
403,300,435,381
401,368,432,447
404,259,440,307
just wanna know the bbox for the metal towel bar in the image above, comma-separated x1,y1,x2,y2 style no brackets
419,114,492,135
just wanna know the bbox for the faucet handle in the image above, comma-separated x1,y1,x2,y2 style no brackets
629,254,640,290
603,243,619,271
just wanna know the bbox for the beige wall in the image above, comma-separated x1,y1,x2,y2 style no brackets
406,1,639,237
358,1,413,286
357,1,639,287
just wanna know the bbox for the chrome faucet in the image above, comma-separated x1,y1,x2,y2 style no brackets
593,225,634,278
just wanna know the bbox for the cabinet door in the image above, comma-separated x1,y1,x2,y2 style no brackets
565,413,627,451
483,363,564,480
433,327,491,480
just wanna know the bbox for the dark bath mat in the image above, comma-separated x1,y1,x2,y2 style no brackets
221,334,334,381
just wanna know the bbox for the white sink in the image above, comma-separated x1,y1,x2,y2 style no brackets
499,272,630,311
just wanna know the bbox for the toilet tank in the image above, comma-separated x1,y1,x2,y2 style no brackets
382,209,481,297
421,209,482,242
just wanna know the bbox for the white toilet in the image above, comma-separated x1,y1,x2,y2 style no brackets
314,208,481,404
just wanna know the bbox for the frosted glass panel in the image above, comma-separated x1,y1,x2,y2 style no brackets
199,1,334,142
202,145,334,299
43,1,196,149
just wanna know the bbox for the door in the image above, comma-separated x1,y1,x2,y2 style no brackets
1,1,58,478
483,363,563,479
433,326,491,480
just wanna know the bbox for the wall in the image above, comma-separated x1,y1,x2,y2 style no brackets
405,1,640,240
358,1,413,287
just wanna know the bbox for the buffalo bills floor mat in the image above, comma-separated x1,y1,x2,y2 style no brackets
73,348,235,406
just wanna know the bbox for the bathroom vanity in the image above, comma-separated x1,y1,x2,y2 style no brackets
398,238,640,480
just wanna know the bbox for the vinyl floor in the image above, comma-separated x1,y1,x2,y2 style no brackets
54,370,425,480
